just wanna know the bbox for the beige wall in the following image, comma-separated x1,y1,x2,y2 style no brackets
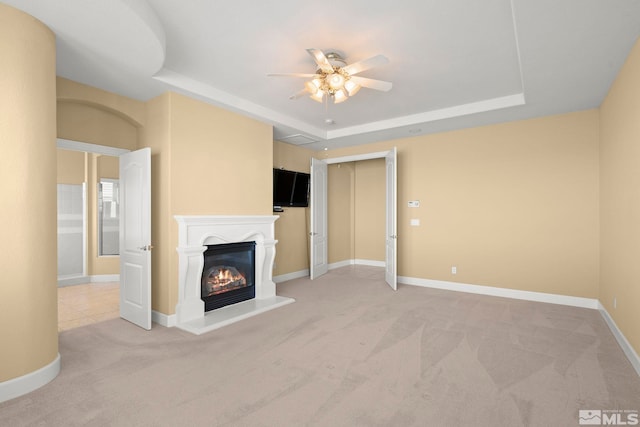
98,155,119,179
140,93,172,315
56,149,85,184
57,77,145,135
327,159,388,265
0,3,58,382
272,141,315,276
354,159,386,262
324,110,600,299
600,37,640,355
87,154,120,275
169,93,272,216
328,163,356,264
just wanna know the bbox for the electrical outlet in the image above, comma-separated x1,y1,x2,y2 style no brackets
451,266,457,275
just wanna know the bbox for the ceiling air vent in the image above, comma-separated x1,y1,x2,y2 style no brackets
278,134,318,146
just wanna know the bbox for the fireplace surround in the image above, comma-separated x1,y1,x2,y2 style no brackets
175,215,294,335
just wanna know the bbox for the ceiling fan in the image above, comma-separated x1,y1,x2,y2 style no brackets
268,48,392,104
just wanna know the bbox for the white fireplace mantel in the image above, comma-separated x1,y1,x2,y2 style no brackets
174,215,294,335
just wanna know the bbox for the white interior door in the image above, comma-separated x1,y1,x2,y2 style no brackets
310,157,328,279
119,147,152,329
385,148,398,290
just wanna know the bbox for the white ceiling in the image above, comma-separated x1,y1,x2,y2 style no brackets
4,0,640,150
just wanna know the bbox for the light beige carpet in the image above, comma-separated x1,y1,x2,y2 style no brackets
1,266,639,426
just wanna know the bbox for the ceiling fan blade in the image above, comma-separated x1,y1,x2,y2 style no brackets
306,48,334,73
343,54,389,75
349,76,393,92
268,73,319,78
288,89,308,100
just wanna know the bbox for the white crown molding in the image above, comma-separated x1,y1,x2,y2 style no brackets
326,93,526,139
153,65,527,144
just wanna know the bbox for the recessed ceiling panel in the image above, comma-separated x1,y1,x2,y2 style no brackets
150,0,522,131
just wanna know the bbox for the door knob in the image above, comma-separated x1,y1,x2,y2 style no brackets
139,245,154,251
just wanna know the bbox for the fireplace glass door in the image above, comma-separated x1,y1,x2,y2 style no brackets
201,241,256,312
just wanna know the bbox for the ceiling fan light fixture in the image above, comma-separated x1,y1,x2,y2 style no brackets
304,80,319,95
327,72,346,91
271,48,391,104
344,80,361,96
310,90,324,103
333,89,348,104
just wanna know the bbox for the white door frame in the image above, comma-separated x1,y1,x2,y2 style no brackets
57,138,130,157
385,148,397,290
310,158,329,279
322,149,397,286
56,138,130,281
324,151,392,165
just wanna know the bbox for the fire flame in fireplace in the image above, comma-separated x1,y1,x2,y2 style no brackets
204,266,247,296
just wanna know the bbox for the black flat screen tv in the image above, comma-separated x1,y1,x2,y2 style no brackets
273,168,310,208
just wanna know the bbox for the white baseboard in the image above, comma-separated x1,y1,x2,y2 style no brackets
0,353,60,403
57,276,90,287
90,274,119,283
354,259,385,267
598,303,640,377
273,259,385,280
329,260,354,270
274,269,309,283
57,274,120,287
398,276,599,309
152,310,176,328
329,259,385,270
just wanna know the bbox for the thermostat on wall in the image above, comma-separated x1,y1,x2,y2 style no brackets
408,200,420,208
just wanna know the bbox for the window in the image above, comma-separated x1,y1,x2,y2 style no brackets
98,179,119,256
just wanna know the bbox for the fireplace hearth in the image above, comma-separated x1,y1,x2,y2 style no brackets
201,241,255,312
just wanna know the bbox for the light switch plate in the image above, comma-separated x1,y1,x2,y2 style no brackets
410,219,420,226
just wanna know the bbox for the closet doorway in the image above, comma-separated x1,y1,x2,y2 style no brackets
310,149,397,289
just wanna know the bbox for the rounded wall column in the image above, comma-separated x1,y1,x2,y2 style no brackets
0,4,59,401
